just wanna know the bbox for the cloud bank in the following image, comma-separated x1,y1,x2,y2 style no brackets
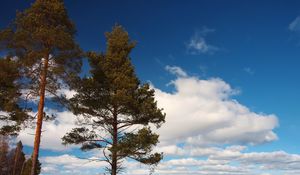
154,66,278,146
40,148,300,175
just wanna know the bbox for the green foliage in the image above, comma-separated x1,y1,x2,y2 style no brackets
0,0,82,133
0,0,82,103
0,58,29,136
0,1,82,174
21,157,41,175
63,25,165,174
12,141,26,175
116,127,163,164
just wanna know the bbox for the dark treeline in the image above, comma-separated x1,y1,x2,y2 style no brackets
0,136,41,175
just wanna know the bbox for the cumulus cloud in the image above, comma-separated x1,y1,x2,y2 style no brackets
17,87,78,151
165,65,187,77
20,65,278,150
122,146,300,175
41,154,107,175
186,27,219,55
154,66,278,146
18,110,78,151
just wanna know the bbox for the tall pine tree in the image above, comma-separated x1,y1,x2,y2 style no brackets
63,25,165,175
0,0,82,174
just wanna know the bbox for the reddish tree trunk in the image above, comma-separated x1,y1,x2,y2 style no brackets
31,55,49,175
111,109,118,175
12,145,20,175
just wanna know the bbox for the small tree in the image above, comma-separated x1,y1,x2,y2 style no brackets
21,157,41,175
62,25,165,175
11,141,26,175
0,138,37,175
0,0,82,174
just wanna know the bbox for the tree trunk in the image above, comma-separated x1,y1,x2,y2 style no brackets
31,55,49,175
111,110,118,175
12,146,20,175
20,160,26,175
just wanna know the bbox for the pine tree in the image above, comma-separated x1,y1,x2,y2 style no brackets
0,138,39,175
11,141,26,175
0,58,29,136
21,157,41,175
62,25,165,175
0,0,82,174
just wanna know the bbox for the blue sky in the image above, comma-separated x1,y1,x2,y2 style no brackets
2,0,300,174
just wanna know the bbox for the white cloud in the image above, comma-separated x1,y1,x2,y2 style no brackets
40,146,300,175
186,28,219,55
20,65,276,150
153,66,278,146
18,110,78,151
156,144,244,158
166,65,187,77
289,16,300,31
240,151,300,170
40,154,106,175
56,88,77,99
121,146,300,175
17,88,78,151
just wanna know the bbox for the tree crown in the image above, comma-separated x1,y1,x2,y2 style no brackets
63,25,165,173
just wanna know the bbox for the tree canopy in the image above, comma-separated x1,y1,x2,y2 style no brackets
0,0,82,174
62,25,165,175
0,57,29,136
